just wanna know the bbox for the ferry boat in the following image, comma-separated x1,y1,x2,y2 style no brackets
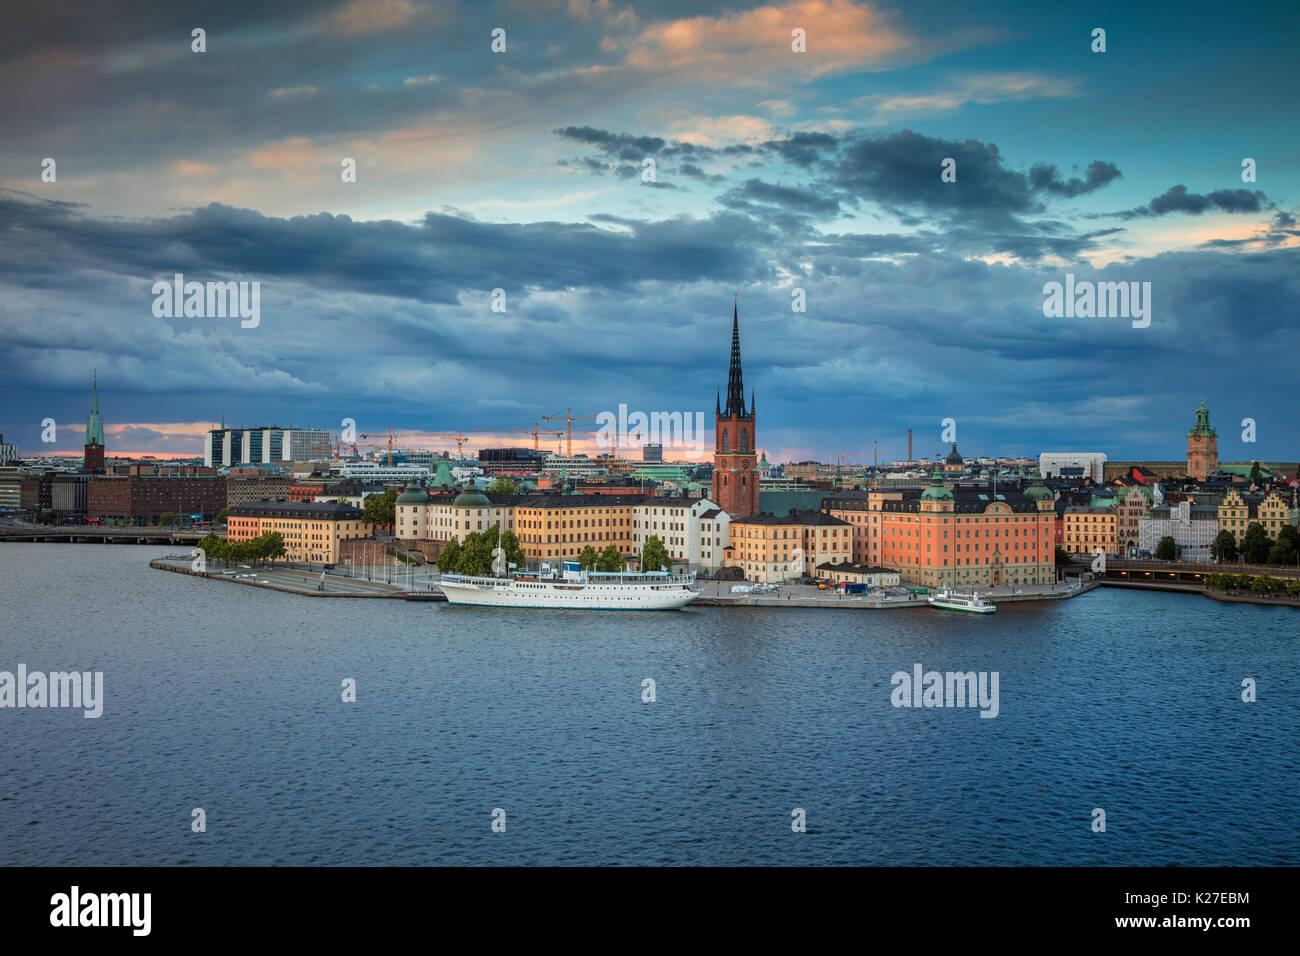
926,588,996,614
438,561,701,610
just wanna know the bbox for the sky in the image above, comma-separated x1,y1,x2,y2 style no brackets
1,0,1297,465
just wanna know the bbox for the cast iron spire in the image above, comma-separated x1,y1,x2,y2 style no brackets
723,298,748,418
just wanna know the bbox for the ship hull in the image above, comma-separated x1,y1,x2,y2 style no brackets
438,577,699,610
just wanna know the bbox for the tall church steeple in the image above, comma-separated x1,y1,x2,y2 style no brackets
714,299,759,518
83,369,106,472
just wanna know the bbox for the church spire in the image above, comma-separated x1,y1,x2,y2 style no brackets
85,369,104,447
723,299,748,418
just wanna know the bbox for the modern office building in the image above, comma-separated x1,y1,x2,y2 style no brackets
204,426,332,468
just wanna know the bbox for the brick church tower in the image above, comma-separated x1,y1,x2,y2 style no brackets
1186,398,1217,480
83,370,105,473
714,301,759,517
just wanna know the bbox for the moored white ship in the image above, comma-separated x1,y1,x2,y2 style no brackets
438,561,700,610
926,588,996,614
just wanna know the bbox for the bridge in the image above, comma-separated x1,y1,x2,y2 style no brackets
1082,557,1300,590
0,526,207,545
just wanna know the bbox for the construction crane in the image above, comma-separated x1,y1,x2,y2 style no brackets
358,425,410,467
542,409,599,457
467,423,566,453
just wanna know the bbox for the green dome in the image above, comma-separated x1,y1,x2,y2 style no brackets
395,481,429,504
1024,472,1053,502
452,488,492,509
430,457,456,488
920,468,953,501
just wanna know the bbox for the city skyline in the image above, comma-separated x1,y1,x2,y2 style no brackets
2,0,1297,462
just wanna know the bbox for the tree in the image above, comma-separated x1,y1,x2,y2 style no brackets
1240,522,1270,564
578,545,599,571
263,531,286,563
1054,547,1073,568
1288,579,1300,599
216,507,230,525
596,544,626,572
1249,460,1261,482
1211,529,1238,563
1278,524,1300,553
362,488,398,530
1155,536,1177,560
1267,540,1295,567
158,512,176,527
498,529,526,571
640,535,671,572
437,538,462,573
457,530,494,575
486,477,519,494
1251,573,1277,595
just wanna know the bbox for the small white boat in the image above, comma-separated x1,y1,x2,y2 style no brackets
927,588,996,614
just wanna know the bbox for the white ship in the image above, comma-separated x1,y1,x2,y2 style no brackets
438,561,700,610
926,588,996,614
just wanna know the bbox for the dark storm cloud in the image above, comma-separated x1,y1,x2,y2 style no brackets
1116,185,1272,219
720,178,841,217
0,190,767,299
1028,160,1121,197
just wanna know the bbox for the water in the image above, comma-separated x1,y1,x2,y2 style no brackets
1,544,1295,866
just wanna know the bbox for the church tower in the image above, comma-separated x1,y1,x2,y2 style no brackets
1186,398,1217,480
714,301,759,517
83,370,105,473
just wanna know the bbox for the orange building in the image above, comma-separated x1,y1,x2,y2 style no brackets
877,470,1056,588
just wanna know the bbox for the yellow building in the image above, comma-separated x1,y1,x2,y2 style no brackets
227,500,370,564
726,509,851,583
1220,488,1294,541
1062,506,1118,556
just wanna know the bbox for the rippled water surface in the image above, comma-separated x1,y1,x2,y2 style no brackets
1,544,1296,865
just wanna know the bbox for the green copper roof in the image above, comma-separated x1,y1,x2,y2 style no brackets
1188,399,1217,437
85,370,104,446
921,467,953,501
395,480,429,504
430,457,456,487
452,489,492,508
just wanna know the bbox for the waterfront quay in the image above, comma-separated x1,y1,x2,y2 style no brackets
694,579,1097,608
150,556,413,598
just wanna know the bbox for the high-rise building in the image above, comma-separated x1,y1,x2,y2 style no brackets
1186,399,1218,480
642,443,663,462
204,426,330,467
84,371,106,472
713,301,759,518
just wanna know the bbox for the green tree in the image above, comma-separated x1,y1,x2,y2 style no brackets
639,535,671,572
1288,579,1300,598
578,545,599,571
1155,536,1177,560
437,538,462,572
457,531,493,575
362,488,398,529
486,477,519,494
1251,573,1277,595
1054,546,1073,568
158,511,176,527
1249,460,1261,481
596,544,626,572
1211,529,1238,563
216,507,230,524
498,529,526,571
1240,522,1270,564
263,531,286,564
1267,539,1295,567
1277,524,1300,553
